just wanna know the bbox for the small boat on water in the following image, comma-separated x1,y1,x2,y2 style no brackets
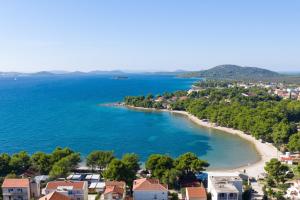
113,76,128,80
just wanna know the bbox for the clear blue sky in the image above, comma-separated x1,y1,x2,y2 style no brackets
0,0,299,72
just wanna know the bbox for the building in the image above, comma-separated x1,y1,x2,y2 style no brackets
45,181,88,200
280,152,300,165
2,178,31,200
285,180,300,199
207,173,242,200
103,181,126,200
88,182,105,193
185,187,207,200
132,178,168,200
84,174,101,183
39,191,71,200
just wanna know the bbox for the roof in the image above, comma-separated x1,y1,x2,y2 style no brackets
104,185,124,195
85,174,100,180
89,182,105,189
133,178,168,191
39,191,71,200
186,187,207,198
46,181,85,190
2,179,30,188
105,181,126,188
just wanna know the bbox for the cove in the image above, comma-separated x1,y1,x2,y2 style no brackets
0,74,259,169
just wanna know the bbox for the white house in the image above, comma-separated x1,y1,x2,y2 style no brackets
133,178,168,200
207,172,242,200
1,178,31,200
285,180,300,200
45,181,88,200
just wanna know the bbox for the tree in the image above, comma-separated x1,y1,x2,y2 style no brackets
175,152,208,175
49,157,71,179
122,153,140,186
161,168,181,189
86,151,114,171
9,151,31,174
122,153,140,174
49,153,80,179
31,152,52,174
0,153,11,176
272,121,294,145
287,132,300,152
50,147,74,163
146,154,174,179
264,158,288,184
103,159,128,182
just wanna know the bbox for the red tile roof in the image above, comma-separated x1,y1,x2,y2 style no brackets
186,187,207,199
133,178,168,191
104,185,124,195
39,191,71,200
46,181,85,190
2,179,30,188
105,181,126,188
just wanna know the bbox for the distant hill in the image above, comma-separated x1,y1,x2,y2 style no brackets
181,64,282,80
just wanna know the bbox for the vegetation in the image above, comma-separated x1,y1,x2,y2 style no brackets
180,65,281,79
103,153,140,187
0,147,81,179
86,150,115,172
125,86,300,150
145,152,209,189
263,159,290,199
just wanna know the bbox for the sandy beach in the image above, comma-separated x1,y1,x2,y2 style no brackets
126,105,281,179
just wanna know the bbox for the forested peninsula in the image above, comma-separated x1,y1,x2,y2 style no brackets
124,81,300,152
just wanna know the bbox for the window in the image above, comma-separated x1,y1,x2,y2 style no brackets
8,188,14,192
17,188,22,192
218,193,227,200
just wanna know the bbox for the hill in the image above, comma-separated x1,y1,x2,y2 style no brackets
181,64,282,80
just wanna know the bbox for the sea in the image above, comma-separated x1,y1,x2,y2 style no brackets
0,74,259,169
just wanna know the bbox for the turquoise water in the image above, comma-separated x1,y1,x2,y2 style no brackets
0,75,259,169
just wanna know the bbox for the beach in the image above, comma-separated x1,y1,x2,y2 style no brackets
126,105,281,178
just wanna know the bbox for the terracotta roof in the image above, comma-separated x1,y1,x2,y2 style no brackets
186,187,207,198
46,181,85,190
105,181,126,188
39,191,71,200
133,178,168,191
2,179,30,188
104,185,124,195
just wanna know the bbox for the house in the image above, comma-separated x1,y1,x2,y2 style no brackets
88,182,105,193
2,178,31,200
207,172,242,200
132,178,168,200
39,191,71,200
285,180,300,199
280,152,300,165
185,187,207,200
103,181,126,200
45,181,88,200
84,174,101,183
67,174,84,181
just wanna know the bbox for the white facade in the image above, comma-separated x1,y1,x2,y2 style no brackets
285,180,300,200
45,182,88,200
2,187,30,200
133,190,168,200
207,172,242,200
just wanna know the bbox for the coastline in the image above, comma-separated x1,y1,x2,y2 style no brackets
125,105,281,178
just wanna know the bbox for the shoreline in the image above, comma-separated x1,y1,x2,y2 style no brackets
125,105,281,178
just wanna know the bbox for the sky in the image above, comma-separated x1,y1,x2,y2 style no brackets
0,0,299,72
